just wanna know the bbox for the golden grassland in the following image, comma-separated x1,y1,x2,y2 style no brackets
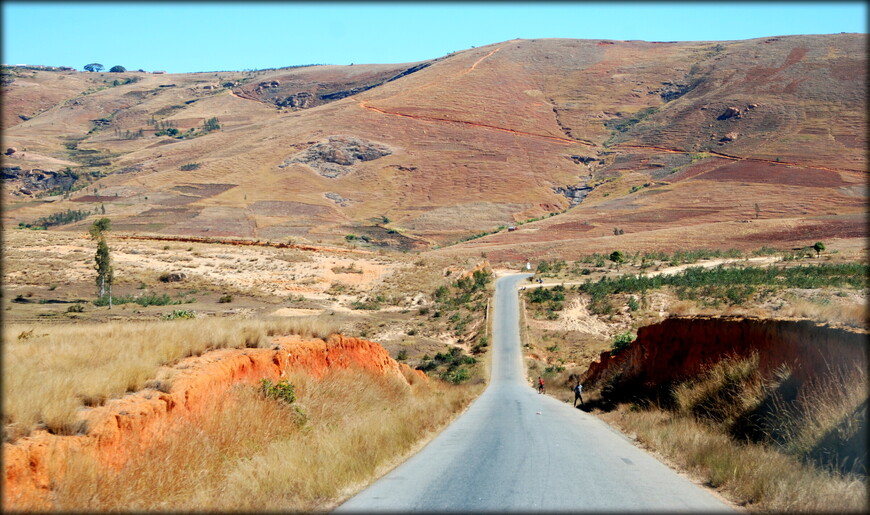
38,367,480,512
3,316,340,440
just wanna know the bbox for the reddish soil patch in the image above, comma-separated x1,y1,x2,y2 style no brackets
667,157,731,183
248,200,333,218
620,208,722,224
171,183,237,197
70,195,124,202
833,133,865,149
735,217,868,244
701,161,847,188
157,196,199,206
548,221,596,232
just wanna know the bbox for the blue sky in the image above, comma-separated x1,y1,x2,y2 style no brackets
3,2,866,73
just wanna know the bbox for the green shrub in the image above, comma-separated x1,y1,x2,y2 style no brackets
612,331,635,353
179,162,201,171
258,378,296,405
32,209,90,229
162,309,195,320
218,294,233,303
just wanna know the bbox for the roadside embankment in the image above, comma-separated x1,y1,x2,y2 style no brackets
580,315,868,511
582,316,867,391
3,334,424,510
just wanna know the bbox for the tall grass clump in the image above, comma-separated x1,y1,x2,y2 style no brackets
46,367,480,511
603,354,868,512
3,316,341,439
671,353,764,426
618,409,867,512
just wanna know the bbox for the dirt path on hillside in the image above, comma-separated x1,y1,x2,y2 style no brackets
642,256,781,277
358,100,581,145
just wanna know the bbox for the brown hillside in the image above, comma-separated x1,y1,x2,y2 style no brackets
3,35,866,255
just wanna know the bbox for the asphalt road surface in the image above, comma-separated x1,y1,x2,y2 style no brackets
336,273,732,512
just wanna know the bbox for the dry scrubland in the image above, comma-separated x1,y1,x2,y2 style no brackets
3,228,489,511
3,229,494,379
26,368,479,511
4,316,338,440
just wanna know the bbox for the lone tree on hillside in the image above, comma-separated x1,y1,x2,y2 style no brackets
609,250,625,270
108,65,126,73
83,63,104,72
90,218,114,308
813,241,826,258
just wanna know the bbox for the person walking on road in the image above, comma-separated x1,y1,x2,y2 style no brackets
538,376,545,394
573,381,584,408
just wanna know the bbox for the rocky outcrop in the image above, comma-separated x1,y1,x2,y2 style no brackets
717,106,742,120
325,192,352,207
554,185,593,205
582,316,867,391
278,91,314,109
1,166,78,196
720,131,739,142
657,81,693,102
3,334,424,510
279,136,392,178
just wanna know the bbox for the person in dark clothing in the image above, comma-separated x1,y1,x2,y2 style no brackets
573,382,584,407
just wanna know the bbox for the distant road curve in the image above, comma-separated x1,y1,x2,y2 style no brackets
335,274,733,512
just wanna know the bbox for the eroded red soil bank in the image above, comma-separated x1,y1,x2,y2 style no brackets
3,335,423,510
582,316,867,389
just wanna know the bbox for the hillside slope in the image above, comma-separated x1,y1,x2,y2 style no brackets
3,35,865,253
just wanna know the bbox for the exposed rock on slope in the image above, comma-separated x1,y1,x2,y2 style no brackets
3,334,423,510
2,166,78,196
280,135,393,178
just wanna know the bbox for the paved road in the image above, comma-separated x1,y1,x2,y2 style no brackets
336,274,732,512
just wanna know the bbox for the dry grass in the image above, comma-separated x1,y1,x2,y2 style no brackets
610,409,867,512
776,295,869,328
46,367,479,511
596,353,869,512
762,363,868,466
671,352,764,426
3,316,341,439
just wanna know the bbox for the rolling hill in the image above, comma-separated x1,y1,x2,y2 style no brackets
3,34,866,257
